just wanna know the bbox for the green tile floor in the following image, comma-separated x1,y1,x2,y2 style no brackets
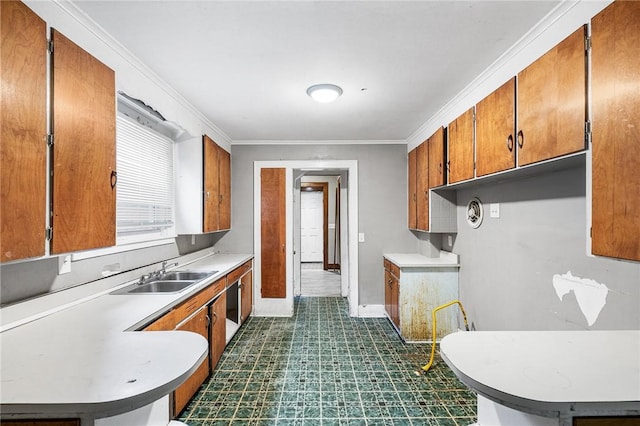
178,297,477,425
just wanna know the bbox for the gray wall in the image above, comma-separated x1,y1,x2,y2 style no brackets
446,162,640,331
216,144,418,305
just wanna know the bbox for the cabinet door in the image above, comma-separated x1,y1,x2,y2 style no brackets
428,127,445,188
416,141,429,231
407,148,417,229
384,268,393,319
218,145,231,230
591,1,640,262
51,29,115,254
517,26,586,166
1,0,47,262
448,107,475,184
391,274,400,328
173,307,210,416
475,78,516,177
210,291,227,371
261,168,286,298
240,270,253,323
203,135,220,233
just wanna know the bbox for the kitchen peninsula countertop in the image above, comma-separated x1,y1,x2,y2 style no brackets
440,330,640,421
0,251,253,420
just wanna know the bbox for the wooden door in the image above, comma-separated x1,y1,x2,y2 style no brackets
210,291,227,370
407,148,417,229
518,26,586,166
416,141,429,231
448,107,475,184
173,307,210,416
475,78,516,177
591,0,640,261
203,135,220,232
428,127,445,188
51,29,115,254
261,168,286,298
1,1,47,262
240,270,253,323
390,274,400,328
218,145,231,230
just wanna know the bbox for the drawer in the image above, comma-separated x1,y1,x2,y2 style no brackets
173,277,226,323
227,259,252,284
384,259,400,278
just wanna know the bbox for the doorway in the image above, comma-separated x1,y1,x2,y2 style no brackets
253,160,359,317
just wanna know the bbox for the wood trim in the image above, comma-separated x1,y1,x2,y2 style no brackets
0,0,47,262
261,168,286,298
301,182,329,270
50,29,116,254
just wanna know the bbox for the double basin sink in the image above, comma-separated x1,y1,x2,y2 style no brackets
111,270,217,295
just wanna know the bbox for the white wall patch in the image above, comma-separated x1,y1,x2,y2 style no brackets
552,271,609,326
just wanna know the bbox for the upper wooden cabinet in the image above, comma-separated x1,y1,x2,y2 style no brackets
203,135,231,233
51,29,116,254
591,0,640,262
415,140,429,231
1,0,47,262
407,148,417,229
517,25,587,166
447,107,475,185
475,78,516,177
428,127,446,188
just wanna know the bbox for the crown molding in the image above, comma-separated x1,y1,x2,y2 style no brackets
231,139,406,146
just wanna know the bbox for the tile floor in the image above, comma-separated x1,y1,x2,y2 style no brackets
179,297,477,425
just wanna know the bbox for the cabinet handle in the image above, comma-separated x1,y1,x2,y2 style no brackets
206,191,210,199
413,193,416,202
110,170,117,189
205,314,211,326
211,311,217,324
506,134,514,152
424,190,428,199
219,194,223,204
517,130,524,149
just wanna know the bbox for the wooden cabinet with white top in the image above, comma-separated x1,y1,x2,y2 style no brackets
383,253,460,342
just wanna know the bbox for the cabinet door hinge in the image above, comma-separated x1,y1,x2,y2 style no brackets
46,134,54,146
585,120,592,146
584,35,591,52
46,227,53,241
48,40,54,53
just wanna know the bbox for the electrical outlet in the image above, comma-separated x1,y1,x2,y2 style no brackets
490,203,500,218
358,233,365,243
58,255,72,275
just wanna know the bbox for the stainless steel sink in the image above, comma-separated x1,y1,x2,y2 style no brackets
162,271,217,281
110,270,217,295
125,280,196,294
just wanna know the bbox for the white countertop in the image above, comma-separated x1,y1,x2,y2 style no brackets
383,251,459,267
0,252,253,419
440,330,640,417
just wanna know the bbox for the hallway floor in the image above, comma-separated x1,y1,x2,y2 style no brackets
178,297,477,425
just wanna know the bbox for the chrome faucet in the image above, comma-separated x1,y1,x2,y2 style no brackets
159,260,178,275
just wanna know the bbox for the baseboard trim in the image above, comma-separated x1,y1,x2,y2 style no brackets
358,304,386,318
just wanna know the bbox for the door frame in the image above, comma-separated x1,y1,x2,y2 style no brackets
253,160,359,317
300,182,329,269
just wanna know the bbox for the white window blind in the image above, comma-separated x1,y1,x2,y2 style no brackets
116,114,175,245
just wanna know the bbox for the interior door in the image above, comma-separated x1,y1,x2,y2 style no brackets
300,191,323,262
261,168,286,298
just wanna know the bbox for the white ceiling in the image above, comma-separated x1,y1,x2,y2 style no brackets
74,1,560,142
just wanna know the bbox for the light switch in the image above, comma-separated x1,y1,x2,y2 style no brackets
58,255,71,275
358,233,365,243
490,203,500,218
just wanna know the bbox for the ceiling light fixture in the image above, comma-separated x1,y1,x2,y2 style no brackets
306,84,343,103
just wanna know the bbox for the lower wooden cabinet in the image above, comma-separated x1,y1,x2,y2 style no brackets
210,291,226,371
384,261,400,328
173,307,210,415
240,270,253,323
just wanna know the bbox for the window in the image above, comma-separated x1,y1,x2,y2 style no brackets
116,113,175,245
